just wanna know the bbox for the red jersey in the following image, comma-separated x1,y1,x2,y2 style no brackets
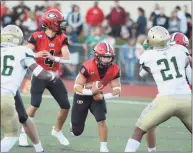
28,31,68,71
80,59,120,88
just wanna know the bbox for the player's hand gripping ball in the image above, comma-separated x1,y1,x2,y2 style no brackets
92,81,104,101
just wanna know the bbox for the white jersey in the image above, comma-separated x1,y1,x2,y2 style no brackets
1,45,36,96
140,44,191,96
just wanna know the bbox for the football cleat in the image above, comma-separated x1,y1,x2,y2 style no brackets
51,126,70,146
19,132,29,147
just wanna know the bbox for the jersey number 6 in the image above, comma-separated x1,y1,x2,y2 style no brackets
157,56,183,81
45,50,55,67
2,55,15,76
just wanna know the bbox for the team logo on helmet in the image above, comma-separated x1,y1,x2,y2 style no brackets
47,13,57,18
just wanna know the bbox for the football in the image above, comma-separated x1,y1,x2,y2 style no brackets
95,81,103,89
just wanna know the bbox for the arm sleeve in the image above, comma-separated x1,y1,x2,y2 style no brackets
79,65,89,78
20,48,36,68
27,34,36,45
113,71,120,80
23,58,36,68
62,37,69,46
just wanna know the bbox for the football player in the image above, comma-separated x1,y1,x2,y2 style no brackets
124,26,192,152
72,42,121,152
143,32,192,152
1,25,58,152
19,9,71,146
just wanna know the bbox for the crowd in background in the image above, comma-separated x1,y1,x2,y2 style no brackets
1,0,192,84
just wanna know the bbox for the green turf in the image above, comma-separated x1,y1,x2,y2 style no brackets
7,95,191,152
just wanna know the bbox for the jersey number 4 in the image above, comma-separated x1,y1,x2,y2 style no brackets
1,55,15,76
45,50,55,67
157,56,183,81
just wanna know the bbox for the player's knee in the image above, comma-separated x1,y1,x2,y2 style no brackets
31,93,42,108
72,127,84,136
19,115,28,124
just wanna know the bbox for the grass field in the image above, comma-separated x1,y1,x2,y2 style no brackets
9,93,191,152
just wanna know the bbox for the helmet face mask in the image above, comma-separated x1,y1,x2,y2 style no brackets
59,20,67,31
96,53,114,68
93,42,115,69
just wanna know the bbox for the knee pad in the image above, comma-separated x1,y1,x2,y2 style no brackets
72,126,84,136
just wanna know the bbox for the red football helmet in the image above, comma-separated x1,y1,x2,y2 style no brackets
93,41,115,68
170,32,189,48
42,9,67,32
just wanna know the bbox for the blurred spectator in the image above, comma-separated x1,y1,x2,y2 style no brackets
44,2,61,12
183,5,192,38
120,38,137,82
149,3,160,22
65,25,78,52
64,4,73,23
83,26,106,60
125,12,135,39
86,1,104,26
1,8,14,27
153,7,169,29
34,9,43,31
135,35,147,81
104,34,116,47
168,10,180,34
1,0,8,18
106,0,127,38
183,5,191,19
175,6,187,34
135,7,147,37
67,5,83,36
12,1,30,22
22,11,37,35
135,35,146,59
64,25,79,79
85,1,104,36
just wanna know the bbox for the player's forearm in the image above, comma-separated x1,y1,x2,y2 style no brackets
103,87,121,100
186,65,192,85
52,56,71,64
74,85,94,95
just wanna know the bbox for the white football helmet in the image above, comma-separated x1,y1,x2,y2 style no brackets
1,25,24,46
147,26,170,49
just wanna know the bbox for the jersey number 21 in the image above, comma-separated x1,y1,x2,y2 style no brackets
157,56,183,81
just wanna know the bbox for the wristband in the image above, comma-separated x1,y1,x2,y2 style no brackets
103,93,119,100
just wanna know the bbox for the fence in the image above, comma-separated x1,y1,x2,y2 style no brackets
59,43,156,86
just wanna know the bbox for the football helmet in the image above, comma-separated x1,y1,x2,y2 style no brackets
147,26,170,49
1,25,24,46
93,41,115,68
42,9,67,32
170,32,189,48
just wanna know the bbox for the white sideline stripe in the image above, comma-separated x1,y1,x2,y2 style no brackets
20,93,149,105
